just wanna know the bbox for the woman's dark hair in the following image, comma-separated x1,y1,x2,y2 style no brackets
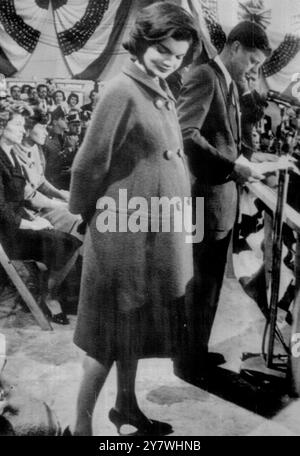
67,92,79,105
123,1,199,59
53,89,66,103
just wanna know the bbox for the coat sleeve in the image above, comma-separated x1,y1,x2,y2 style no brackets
69,81,133,216
177,65,235,178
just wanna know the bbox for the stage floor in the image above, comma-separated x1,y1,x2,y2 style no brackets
1,271,300,436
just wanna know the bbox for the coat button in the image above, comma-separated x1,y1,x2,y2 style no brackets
154,98,164,109
177,148,184,157
164,150,173,160
166,101,172,110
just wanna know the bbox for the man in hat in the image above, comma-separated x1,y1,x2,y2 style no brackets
43,106,70,189
59,110,84,189
66,110,83,146
176,21,272,381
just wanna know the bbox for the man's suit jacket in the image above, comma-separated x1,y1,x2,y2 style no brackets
177,60,241,234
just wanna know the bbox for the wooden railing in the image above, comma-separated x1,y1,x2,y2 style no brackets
247,181,300,234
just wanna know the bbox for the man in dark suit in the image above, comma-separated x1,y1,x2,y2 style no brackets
44,106,69,190
176,21,271,380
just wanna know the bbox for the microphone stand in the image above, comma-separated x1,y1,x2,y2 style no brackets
267,124,290,367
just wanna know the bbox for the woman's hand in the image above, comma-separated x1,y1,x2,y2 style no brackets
58,190,69,202
19,217,54,231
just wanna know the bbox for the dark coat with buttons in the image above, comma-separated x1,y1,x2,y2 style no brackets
69,59,193,362
177,60,241,235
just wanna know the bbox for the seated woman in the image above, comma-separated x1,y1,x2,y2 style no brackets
13,107,82,238
0,100,82,325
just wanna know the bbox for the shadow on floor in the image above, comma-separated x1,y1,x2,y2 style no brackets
176,364,293,418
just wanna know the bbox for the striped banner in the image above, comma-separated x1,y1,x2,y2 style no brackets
53,0,132,78
0,0,48,74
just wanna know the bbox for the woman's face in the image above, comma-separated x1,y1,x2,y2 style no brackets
54,92,64,105
2,114,25,145
29,123,48,146
69,96,78,107
142,37,190,80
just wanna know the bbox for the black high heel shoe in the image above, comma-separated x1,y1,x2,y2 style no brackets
51,312,69,325
108,408,173,436
43,304,69,325
62,426,73,436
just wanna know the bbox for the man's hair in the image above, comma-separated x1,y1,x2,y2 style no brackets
36,84,48,93
123,1,198,59
227,21,272,57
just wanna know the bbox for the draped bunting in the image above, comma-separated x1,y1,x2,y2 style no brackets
0,0,298,92
73,0,132,80
53,0,131,78
0,0,131,79
55,0,110,56
0,0,48,74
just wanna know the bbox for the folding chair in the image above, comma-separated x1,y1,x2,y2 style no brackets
0,242,52,331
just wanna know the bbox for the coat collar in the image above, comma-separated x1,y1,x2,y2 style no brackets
0,146,15,170
209,59,230,99
213,55,232,90
122,58,176,103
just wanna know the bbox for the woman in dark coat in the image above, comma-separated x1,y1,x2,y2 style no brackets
69,2,198,436
0,101,81,324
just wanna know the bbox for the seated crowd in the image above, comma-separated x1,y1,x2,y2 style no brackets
0,81,101,326
9,81,99,117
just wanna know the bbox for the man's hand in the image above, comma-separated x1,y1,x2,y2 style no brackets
20,217,54,231
231,162,264,185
